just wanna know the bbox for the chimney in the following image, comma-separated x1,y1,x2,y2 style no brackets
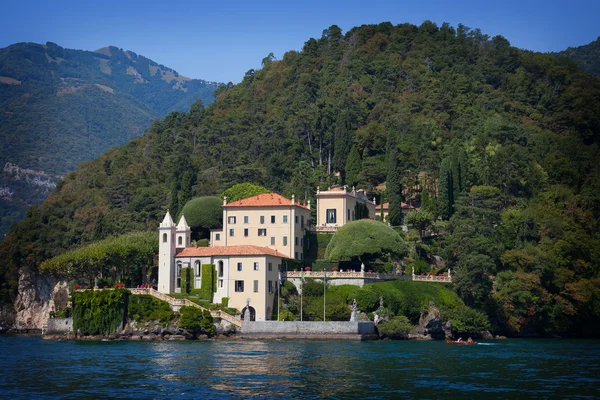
307,200,311,209
316,186,320,194
223,196,227,206
291,194,295,205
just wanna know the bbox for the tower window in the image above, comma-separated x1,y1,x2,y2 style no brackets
162,233,167,243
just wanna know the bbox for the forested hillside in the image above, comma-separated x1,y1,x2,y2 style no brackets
0,42,220,235
558,37,600,77
1,22,599,336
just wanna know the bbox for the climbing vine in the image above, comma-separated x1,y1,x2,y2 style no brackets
72,289,130,335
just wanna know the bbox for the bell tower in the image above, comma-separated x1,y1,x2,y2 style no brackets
158,211,176,293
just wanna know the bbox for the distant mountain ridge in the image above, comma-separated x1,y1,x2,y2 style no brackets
556,37,600,77
0,41,221,235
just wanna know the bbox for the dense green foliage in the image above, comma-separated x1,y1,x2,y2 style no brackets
196,264,215,301
178,306,216,337
179,196,223,240
128,294,176,324
72,289,129,335
325,220,408,262
39,232,157,286
0,42,220,235
221,183,270,202
180,267,192,295
557,37,600,77
1,22,600,336
377,316,413,339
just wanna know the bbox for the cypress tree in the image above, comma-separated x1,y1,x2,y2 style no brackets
345,145,362,187
386,135,403,226
438,157,454,220
333,111,352,177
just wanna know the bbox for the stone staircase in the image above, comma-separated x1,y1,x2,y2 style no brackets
129,288,242,328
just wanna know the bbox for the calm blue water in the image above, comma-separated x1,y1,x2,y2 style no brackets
1,336,599,399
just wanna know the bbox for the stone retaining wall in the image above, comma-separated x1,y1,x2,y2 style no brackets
44,318,73,335
241,321,377,340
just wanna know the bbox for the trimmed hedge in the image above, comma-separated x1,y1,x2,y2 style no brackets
304,232,334,260
198,264,216,302
129,294,176,324
180,267,193,295
72,289,129,335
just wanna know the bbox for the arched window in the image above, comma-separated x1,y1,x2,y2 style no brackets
218,261,224,278
178,236,182,246
176,261,182,288
162,233,167,243
194,261,201,277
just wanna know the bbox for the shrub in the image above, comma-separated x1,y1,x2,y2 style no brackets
221,297,229,307
180,267,192,295
444,305,490,334
179,306,216,337
347,286,380,312
303,280,325,297
378,316,413,339
198,264,216,301
128,294,176,324
281,280,297,297
278,310,295,321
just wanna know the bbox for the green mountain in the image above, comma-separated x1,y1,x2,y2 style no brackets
557,37,600,77
1,22,599,336
0,42,220,235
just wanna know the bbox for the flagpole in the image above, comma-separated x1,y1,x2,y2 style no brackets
300,271,303,322
323,269,326,321
277,273,281,321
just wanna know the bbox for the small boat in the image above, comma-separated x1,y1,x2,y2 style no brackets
446,339,477,345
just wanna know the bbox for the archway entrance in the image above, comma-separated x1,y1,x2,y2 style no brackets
241,306,256,321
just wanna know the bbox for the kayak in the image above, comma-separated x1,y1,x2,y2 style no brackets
445,339,477,345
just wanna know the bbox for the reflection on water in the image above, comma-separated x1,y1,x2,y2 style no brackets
1,337,600,399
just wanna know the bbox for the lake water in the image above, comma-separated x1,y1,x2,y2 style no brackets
1,336,599,399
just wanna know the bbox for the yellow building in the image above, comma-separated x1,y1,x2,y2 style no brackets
314,186,377,232
378,201,416,222
210,193,311,261
174,245,288,321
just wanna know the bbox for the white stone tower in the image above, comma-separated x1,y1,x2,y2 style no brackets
158,211,176,293
176,214,191,249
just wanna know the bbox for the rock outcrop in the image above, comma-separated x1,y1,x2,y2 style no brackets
413,302,446,340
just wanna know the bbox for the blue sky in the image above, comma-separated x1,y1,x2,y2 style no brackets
1,0,598,83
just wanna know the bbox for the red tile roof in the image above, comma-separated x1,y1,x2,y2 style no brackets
381,202,415,210
176,245,290,259
225,193,309,209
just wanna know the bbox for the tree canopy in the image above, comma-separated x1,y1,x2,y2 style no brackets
179,196,223,240
221,183,270,203
325,220,408,262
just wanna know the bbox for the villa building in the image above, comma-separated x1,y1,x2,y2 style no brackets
158,192,310,321
377,201,416,222
314,186,377,232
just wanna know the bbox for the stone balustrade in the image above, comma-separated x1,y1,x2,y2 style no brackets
283,270,451,283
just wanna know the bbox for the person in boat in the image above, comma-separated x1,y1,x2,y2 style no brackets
456,337,463,343
467,337,474,344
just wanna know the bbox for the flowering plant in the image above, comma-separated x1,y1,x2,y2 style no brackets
304,266,311,271
332,266,339,271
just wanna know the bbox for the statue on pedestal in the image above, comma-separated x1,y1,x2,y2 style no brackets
361,262,365,272
350,298,358,322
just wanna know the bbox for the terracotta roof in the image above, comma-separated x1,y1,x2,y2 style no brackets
176,245,290,259
225,193,309,209
380,202,415,210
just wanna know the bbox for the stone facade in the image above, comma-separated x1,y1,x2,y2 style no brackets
241,321,377,340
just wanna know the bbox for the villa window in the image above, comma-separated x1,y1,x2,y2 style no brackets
268,262,273,271
244,228,249,237
254,262,259,271
162,233,167,243
178,236,182,246
295,251,298,259
352,210,355,220
295,237,298,246
271,215,276,223
218,279,223,288
194,261,201,277
295,216,299,224
268,280,274,294
228,216,236,224
253,280,259,293
235,280,244,292
326,209,337,224
283,236,288,246
347,209,350,221
215,233,221,241
237,262,242,271
301,215,304,228
258,228,267,237
176,262,182,288
270,237,275,245
229,228,234,237
260,216,265,224
283,215,288,223
244,216,249,224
